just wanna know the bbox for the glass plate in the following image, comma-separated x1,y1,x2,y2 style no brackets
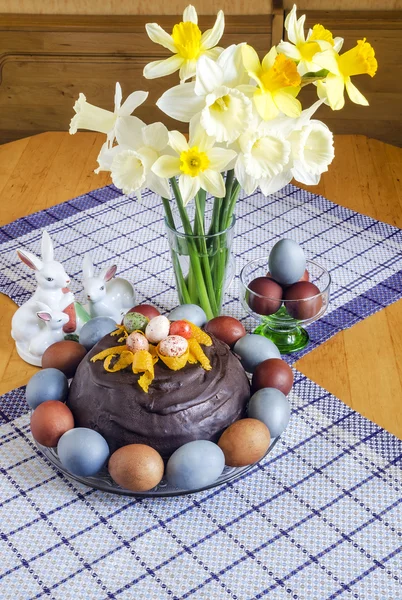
35,438,280,497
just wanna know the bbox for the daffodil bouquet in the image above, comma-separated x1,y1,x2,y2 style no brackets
70,4,377,320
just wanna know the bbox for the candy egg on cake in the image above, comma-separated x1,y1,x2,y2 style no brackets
144,315,170,343
169,319,192,339
123,311,149,333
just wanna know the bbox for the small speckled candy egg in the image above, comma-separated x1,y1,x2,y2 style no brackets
166,440,225,490
247,388,291,438
26,368,69,409
123,311,149,334
108,444,164,492
233,334,280,373
57,428,110,477
218,418,271,467
79,316,117,351
126,332,149,353
30,400,74,447
145,315,170,344
268,239,306,285
159,335,188,357
168,304,207,327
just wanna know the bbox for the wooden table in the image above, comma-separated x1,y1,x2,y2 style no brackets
0,132,401,439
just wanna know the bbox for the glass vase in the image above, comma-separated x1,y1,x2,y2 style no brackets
165,215,236,320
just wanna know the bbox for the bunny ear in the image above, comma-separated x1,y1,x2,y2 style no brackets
37,311,52,322
101,265,117,282
16,249,43,271
41,230,54,262
82,254,95,280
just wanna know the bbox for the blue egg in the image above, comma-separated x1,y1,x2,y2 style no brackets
168,304,207,327
57,428,110,477
268,239,306,285
79,317,117,351
26,368,69,409
233,334,280,373
248,388,291,438
166,440,225,490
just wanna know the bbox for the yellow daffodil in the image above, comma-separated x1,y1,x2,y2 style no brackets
242,45,302,121
277,4,343,75
314,38,378,110
152,123,236,205
143,4,224,82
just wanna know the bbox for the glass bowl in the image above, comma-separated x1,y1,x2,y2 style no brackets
35,438,280,497
240,258,331,354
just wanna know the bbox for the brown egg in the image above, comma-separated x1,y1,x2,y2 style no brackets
30,400,74,447
218,418,271,467
42,340,87,378
204,316,246,347
129,304,161,320
283,281,322,320
108,444,164,492
252,358,294,396
247,277,282,316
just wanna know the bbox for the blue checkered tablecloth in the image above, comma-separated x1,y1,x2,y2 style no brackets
1,184,402,599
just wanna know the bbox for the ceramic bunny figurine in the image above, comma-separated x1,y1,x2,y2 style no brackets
28,303,70,362
11,230,75,364
82,254,135,322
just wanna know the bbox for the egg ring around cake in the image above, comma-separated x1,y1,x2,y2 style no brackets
67,331,251,458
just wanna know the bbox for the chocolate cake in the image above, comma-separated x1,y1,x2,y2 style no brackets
67,332,250,457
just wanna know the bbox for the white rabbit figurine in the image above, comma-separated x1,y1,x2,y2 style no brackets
82,254,135,323
28,304,70,362
11,230,75,365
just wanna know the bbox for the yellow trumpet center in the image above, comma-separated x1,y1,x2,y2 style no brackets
172,21,202,60
211,95,231,112
259,54,301,93
180,146,210,177
339,38,378,78
309,24,335,46
297,40,321,63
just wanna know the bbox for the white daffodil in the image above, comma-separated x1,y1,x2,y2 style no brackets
144,5,224,82
234,123,292,196
69,82,148,139
314,39,378,110
277,4,344,76
289,120,334,185
156,45,252,143
96,121,172,199
152,124,236,205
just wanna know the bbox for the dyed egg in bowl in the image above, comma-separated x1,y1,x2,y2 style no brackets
240,258,331,354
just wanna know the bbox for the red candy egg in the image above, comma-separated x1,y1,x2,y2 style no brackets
204,316,246,347
169,320,192,339
251,358,294,396
247,277,282,316
30,400,74,447
283,281,322,320
129,304,161,320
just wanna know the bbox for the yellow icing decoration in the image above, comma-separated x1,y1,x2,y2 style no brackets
188,338,212,370
104,351,133,372
91,345,128,362
184,321,212,346
132,350,155,393
157,346,190,371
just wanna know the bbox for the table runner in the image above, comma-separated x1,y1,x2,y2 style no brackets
0,183,401,362
1,373,402,599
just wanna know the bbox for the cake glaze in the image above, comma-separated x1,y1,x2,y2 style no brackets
67,332,250,457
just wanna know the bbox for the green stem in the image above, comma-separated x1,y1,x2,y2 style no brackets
207,196,222,236
162,196,191,304
219,169,234,232
194,193,218,316
169,177,214,320
224,180,241,229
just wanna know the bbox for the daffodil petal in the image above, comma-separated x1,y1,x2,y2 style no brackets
115,115,145,148
207,147,237,172
204,47,224,61
111,149,146,195
119,90,148,117
200,10,224,50
95,141,122,173
273,90,302,118
235,154,258,195
291,163,321,185
145,23,177,52
152,155,181,179
333,37,344,53
195,55,224,96
146,171,172,199
114,82,122,111
199,169,225,198
242,44,261,75
276,41,301,62
156,82,204,122
259,171,293,196
254,89,279,120
218,43,249,87
143,55,184,79
345,78,369,106
314,49,340,75
183,4,198,24
284,5,300,45
142,122,169,152
261,46,278,71
325,73,345,110
180,59,198,82
188,118,215,151
179,174,200,206
169,130,188,153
